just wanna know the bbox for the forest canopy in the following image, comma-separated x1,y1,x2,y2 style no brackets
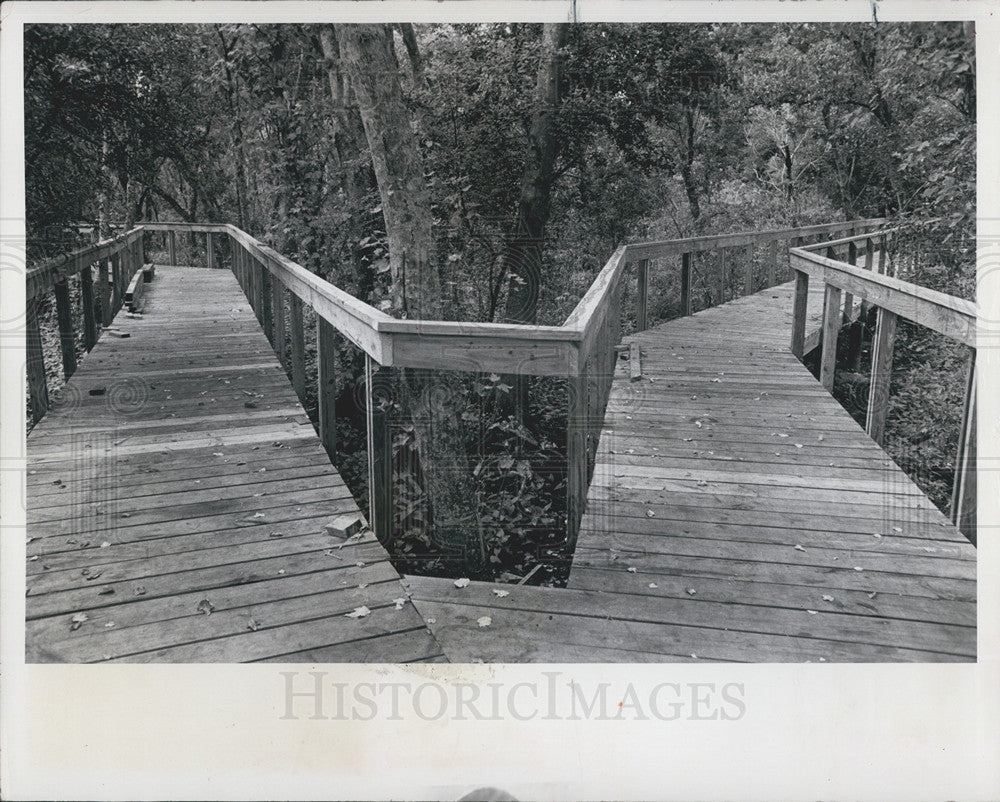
24,21,976,577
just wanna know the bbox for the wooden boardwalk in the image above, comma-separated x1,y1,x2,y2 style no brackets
405,279,977,662
25,266,444,663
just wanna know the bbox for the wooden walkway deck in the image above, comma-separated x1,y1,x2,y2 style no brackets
405,280,977,662
25,266,444,663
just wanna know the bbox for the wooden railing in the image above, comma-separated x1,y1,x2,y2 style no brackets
26,217,891,552
24,229,146,423
790,231,977,540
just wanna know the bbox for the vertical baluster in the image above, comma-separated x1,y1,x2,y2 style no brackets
80,260,98,350
272,279,287,366
843,241,856,323
566,361,589,551
635,258,649,332
680,252,692,316
288,294,307,400
98,257,112,326
865,306,898,444
365,355,392,545
717,248,726,305
53,277,77,378
260,265,274,343
317,317,337,461
819,284,843,391
790,269,809,359
767,238,778,286
206,232,215,269
26,298,49,424
743,244,753,296
168,230,177,265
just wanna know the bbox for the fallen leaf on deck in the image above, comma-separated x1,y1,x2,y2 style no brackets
358,583,368,589
794,544,806,552
98,587,115,596
807,610,818,614
627,567,638,573
393,598,407,610
345,606,371,618
28,555,39,562
853,566,864,572
251,512,265,519
686,588,696,595
694,420,703,428
892,526,902,533
247,618,261,631
822,594,834,602
873,533,882,538
134,586,146,596
454,577,471,588
104,622,115,628
477,616,492,628
268,532,284,538
492,589,510,598
196,599,215,615
212,452,224,457
100,541,111,548
646,509,655,517
648,583,658,589
70,612,88,630
794,444,803,449
426,618,436,624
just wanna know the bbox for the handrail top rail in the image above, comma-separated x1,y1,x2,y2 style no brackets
26,228,142,301
625,218,888,261
789,246,976,347
796,227,901,252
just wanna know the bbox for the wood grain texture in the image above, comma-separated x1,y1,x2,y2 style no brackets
403,275,975,663
25,265,442,664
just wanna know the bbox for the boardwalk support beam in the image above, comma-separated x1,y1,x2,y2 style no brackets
53,277,77,378
790,270,809,359
865,306,897,445
317,317,337,462
819,284,843,391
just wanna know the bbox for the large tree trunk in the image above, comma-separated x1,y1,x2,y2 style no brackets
497,23,568,419
336,23,486,571
500,23,568,327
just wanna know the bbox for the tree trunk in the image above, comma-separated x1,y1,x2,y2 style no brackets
336,23,485,571
496,23,568,419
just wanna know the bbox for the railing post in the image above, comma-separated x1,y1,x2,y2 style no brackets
53,277,77,378
680,252,692,316
168,230,177,265
110,252,122,315
635,258,649,332
865,306,898,445
819,284,843,391
365,354,392,545
206,232,215,269
317,317,337,462
26,298,49,424
288,293,307,400
80,260,98,350
790,269,809,359
767,238,778,286
566,363,589,550
951,353,976,542
843,241,857,323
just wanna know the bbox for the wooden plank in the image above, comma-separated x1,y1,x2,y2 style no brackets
317,317,337,462
124,266,145,312
25,265,438,663
819,283,842,391
865,307,897,445
26,298,49,424
53,277,77,378
629,340,641,381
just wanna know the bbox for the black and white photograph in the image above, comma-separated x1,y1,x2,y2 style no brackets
1,1,998,799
